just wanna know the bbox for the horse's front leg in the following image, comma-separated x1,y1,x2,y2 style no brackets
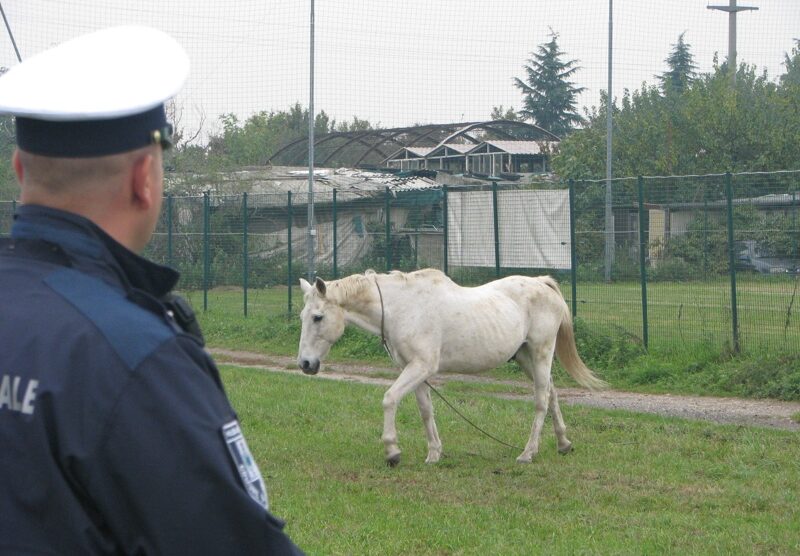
382,361,436,467
414,382,442,463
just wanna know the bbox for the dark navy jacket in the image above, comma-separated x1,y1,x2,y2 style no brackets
0,205,304,555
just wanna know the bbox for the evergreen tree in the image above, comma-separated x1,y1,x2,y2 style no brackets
513,30,585,137
657,32,697,94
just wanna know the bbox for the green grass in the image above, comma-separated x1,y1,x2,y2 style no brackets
188,281,800,401
223,364,800,555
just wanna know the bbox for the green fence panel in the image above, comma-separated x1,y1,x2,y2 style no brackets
128,169,800,357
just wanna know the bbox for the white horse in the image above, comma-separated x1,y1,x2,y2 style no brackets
297,268,606,466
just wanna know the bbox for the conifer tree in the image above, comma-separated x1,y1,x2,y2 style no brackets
657,32,697,94
513,30,585,137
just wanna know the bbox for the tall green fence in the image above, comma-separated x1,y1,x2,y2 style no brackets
2,170,798,355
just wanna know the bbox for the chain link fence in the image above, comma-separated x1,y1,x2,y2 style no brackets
2,169,798,355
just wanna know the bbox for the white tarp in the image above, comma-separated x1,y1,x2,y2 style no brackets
447,189,571,270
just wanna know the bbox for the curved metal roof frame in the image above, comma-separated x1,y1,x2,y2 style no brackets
267,119,560,167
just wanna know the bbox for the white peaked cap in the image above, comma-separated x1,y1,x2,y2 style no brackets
0,25,190,121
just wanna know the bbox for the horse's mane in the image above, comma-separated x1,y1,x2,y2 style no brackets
326,273,374,305
326,268,451,305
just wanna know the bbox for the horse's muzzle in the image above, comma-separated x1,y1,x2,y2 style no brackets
299,358,320,375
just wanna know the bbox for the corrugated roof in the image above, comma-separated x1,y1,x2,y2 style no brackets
654,192,800,210
166,166,440,204
319,168,440,194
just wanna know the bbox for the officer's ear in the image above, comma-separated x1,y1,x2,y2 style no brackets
12,149,24,184
130,152,156,211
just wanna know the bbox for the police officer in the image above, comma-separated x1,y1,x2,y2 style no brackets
0,26,304,555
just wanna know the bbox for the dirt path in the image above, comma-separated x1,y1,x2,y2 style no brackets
210,348,800,431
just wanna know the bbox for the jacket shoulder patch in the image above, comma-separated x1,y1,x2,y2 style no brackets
44,268,173,369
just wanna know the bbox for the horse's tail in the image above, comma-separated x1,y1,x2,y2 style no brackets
541,277,608,391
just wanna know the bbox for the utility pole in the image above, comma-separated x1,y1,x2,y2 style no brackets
708,0,758,86
307,0,316,282
604,0,614,281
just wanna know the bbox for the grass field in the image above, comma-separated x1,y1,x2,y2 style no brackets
224,364,800,555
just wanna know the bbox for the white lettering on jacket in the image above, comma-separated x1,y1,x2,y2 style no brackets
0,374,39,415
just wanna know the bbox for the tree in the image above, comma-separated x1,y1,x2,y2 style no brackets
335,116,374,132
774,41,800,167
553,43,800,181
490,105,520,121
779,39,800,87
513,29,585,137
657,32,697,94
203,103,338,168
165,103,380,176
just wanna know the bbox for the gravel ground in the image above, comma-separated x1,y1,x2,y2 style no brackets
211,348,800,431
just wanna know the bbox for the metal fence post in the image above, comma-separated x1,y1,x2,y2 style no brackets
724,172,740,353
637,176,649,349
792,190,798,263
203,191,210,312
702,189,709,277
287,191,293,316
385,186,391,271
332,188,338,278
414,203,419,269
442,186,449,276
242,192,248,317
568,179,578,318
166,194,173,269
492,182,500,278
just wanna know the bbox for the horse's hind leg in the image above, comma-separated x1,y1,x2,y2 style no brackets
515,343,556,463
414,382,442,463
548,379,572,454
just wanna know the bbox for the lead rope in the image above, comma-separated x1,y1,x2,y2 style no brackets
373,278,522,452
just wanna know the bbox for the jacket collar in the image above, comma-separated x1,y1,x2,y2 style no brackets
11,204,179,298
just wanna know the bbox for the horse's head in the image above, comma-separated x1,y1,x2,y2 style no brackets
297,276,346,375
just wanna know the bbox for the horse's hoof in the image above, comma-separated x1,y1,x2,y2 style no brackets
425,452,441,464
515,454,533,464
558,442,573,455
386,454,401,467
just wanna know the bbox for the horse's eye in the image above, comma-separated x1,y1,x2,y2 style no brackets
313,314,324,323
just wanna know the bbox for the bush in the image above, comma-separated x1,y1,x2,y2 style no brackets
648,256,694,282
721,353,800,400
572,317,646,369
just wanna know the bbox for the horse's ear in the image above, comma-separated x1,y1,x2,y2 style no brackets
299,278,312,294
315,277,327,297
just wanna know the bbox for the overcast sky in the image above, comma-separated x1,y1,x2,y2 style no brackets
2,1,798,143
